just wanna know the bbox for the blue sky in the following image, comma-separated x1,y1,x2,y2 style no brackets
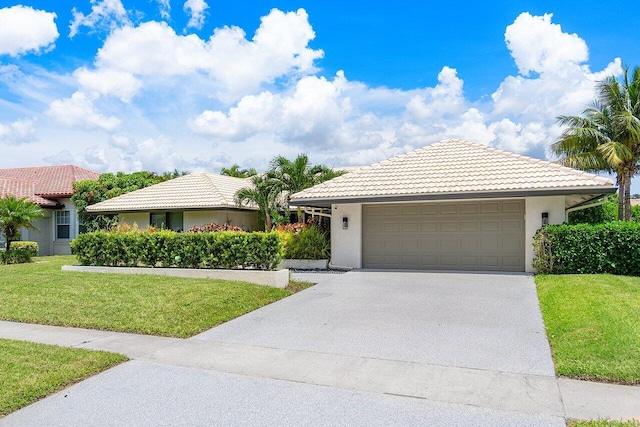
1,1,639,191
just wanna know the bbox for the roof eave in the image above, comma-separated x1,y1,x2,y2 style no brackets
291,186,618,208
85,205,259,214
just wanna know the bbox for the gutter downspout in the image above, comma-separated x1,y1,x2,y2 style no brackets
565,195,608,223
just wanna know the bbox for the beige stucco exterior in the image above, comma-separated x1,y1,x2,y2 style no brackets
330,196,567,273
120,209,260,232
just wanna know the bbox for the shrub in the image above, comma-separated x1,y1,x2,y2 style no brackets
7,241,39,256
0,249,32,264
533,222,640,275
187,223,244,233
282,226,330,260
71,230,282,270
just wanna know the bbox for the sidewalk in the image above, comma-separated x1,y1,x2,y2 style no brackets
1,320,639,423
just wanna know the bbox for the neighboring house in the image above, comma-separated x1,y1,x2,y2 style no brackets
0,165,100,255
86,172,260,231
291,139,617,273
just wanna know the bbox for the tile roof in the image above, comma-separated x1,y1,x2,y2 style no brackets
0,176,58,207
291,139,616,203
86,172,256,212
0,165,99,207
0,165,99,198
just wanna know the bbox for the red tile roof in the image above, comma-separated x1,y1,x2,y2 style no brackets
0,165,100,207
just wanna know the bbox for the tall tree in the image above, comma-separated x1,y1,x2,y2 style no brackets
553,66,640,220
235,175,285,231
0,196,44,251
268,154,345,222
220,164,257,178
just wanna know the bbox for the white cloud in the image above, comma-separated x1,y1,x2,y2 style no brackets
48,91,121,131
156,0,171,20
74,67,142,102
191,72,352,147
94,8,322,101
0,118,37,145
405,66,466,121
505,13,588,76
69,0,130,38
184,0,208,29
0,6,58,57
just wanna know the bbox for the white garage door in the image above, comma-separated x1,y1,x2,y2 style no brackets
362,200,525,272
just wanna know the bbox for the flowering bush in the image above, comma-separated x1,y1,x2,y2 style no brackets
187,222,244,233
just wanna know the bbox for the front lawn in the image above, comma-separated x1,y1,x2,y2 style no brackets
0,338,126,417
568,420,640,427
536,274,640,384
0,256,292,337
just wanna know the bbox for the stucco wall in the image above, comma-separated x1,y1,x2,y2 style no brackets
524,196,565,273
119,210,260,232
330,203,362,268
120,212,150,229
184,210,260,231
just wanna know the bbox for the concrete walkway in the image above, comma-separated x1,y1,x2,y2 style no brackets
1,320,639,425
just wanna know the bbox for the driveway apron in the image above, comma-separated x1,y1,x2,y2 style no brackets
196,270,556,376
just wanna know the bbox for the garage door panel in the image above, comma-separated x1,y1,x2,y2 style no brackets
363,201,525,272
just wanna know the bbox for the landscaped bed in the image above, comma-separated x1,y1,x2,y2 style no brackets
0,338,126,417
0,256,295,338
535,274,640,385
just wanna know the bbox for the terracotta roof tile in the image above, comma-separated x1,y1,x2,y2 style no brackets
0,176,58,207
291,139,615,202
0,165,99,198
86,172,256,212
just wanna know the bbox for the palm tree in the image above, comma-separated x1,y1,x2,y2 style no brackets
221,164,258,178
269,154,345,222
235,175,284,231
0,196,44,251
553,66,640,220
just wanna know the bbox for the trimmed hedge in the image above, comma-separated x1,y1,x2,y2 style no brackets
71,230,282,270
7,241,39,256
0,249,32,265
533,222,640,275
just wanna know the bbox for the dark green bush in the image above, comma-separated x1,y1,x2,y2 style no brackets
533,222,640,275
283,226,330,260
7,241,39,256
71,230,282,270
0,249,32,264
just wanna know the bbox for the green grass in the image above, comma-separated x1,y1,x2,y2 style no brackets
568,420,640,427
536,274,640,384
0,256,293,337
0,338,126,417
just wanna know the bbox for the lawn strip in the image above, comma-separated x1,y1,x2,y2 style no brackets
0,256,292,338
535,274,640,384
0,338,126,417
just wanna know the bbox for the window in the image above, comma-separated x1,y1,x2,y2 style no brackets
56,210,71,240
150,212,183,231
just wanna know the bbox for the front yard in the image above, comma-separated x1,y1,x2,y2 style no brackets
536,274,640,384
0,256,295,337
0,338,126,417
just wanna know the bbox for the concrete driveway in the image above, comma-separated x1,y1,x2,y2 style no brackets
196,270,555,376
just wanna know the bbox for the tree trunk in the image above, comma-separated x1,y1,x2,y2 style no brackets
625,169,633,221
297,206,303,223
265,213,272,231
617,173,625,221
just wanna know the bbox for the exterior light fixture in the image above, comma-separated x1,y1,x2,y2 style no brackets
342,216,349,229
541,212,549,226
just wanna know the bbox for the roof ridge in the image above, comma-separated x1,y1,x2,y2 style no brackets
199,172,229,205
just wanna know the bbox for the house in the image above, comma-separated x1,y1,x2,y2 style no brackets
0,165,100,255
290,139,617,273
86,172,260,231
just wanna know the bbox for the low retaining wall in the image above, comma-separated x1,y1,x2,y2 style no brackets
279,259,329,270
62,265,290,288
